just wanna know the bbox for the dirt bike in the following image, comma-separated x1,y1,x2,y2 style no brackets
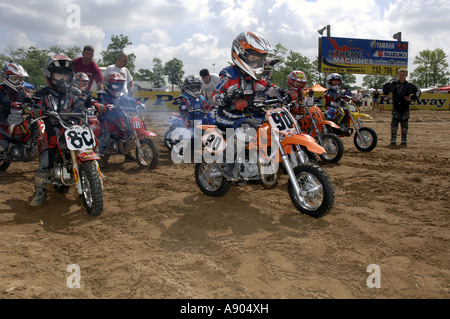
194,98,335,218
98,101,159,169
329,100,378,152
35,107,104,216
165,106,217,161
0,103,41,171
295,103,345,164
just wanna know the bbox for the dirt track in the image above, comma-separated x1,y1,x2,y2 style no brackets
0,109,449,299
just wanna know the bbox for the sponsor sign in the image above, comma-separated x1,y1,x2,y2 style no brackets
319,36,409,75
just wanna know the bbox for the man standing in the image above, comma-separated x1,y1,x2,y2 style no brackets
383,68,421,147
199,68,220,104
73,45,104,92
354,89,363,109
105,53,133,97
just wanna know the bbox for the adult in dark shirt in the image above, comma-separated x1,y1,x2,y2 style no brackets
73,45,104,92
383,68,421,146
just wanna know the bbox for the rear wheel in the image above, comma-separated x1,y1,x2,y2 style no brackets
195,162,231,197
79,162,103,216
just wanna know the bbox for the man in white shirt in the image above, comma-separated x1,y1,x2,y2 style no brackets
105,52,133,97
354,89,363,109
199,68,220,104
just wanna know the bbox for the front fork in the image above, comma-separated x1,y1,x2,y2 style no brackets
273,134,303,198
134,131,144,158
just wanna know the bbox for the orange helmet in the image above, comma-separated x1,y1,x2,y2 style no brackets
287,70,307,90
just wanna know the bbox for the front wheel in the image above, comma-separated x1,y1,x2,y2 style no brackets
354,127,377,152
136,138,159,169
319,133,344,163
288,164,334,218
79,161,103,216
195,162,231,197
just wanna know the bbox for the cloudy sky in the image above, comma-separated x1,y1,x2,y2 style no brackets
0,0,448,86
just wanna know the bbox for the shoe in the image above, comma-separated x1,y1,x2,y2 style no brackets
30,188,47,207
400,142,407,147
124,153,136,162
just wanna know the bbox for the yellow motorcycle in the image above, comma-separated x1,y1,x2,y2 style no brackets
330,100,378,152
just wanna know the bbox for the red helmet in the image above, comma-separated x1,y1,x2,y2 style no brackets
104,72,126,97
74,72,90,91
44,55,74,94
1,60,29,92
287,70,307,90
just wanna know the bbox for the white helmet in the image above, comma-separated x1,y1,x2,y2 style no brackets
1,61,29,92
231,31,274,80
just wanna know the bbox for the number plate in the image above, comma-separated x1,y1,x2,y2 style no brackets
267,107,297,135
64,127,95,151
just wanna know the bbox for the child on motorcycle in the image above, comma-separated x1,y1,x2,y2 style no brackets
212,31,294,131
95,72,142,162
285,70,308,117
0,61,32,154
179,74,213,127
29,55,106,206
324,73,345,121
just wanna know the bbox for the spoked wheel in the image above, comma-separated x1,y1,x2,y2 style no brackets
319,133,344,163
79,161,103,216
164,126,177,150
195,162,231,197
354,127,377,152
136,138,159,169
288,164,334,218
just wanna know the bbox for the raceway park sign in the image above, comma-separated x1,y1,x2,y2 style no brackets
319,36,408,75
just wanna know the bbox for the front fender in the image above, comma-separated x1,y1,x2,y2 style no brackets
77,151,100,162
281,134,326,154
352,112,371,119
317,119,341,129
137,130,157,139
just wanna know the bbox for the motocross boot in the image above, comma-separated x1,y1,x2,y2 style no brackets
124,152,136,162
30,171,49,207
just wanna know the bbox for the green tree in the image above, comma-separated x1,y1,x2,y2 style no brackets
100,34,136,74
410,48,450,87
10,46,49,88
151,57,166,88
164,58,184,91
134,68,153,82
362,74,393,89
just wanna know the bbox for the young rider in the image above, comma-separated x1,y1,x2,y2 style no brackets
29,55,106,206
179,74,212,126
0,61,32,154
212,31,295,130
285,70,308,116
323,73,344,121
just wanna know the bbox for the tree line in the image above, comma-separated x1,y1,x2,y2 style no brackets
1,34,448,91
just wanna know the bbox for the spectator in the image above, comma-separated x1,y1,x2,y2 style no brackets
199,68,220,104
383,68,421,147
371,89,380,110
73,45,104,92
105,52,134,97
354,89,363,109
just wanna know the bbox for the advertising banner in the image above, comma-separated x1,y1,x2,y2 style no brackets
319,36,409,75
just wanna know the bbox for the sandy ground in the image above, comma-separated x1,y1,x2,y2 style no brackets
0,109,449,299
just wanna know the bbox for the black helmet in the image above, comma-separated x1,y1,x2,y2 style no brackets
44,54,74,94
182,75,202,98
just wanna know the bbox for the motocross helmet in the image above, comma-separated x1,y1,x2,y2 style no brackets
104,72,126,98
1,60,29,92
287,70,307,90
231,31,274,80
182,74,202,98
326,73,342,91
74,72,90,92
44,54,74,95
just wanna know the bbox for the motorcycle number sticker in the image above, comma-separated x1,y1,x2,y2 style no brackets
267,107,297,135
65,127,95,151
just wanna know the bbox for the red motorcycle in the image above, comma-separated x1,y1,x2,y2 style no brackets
0,103,41,171
95,102,159,169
